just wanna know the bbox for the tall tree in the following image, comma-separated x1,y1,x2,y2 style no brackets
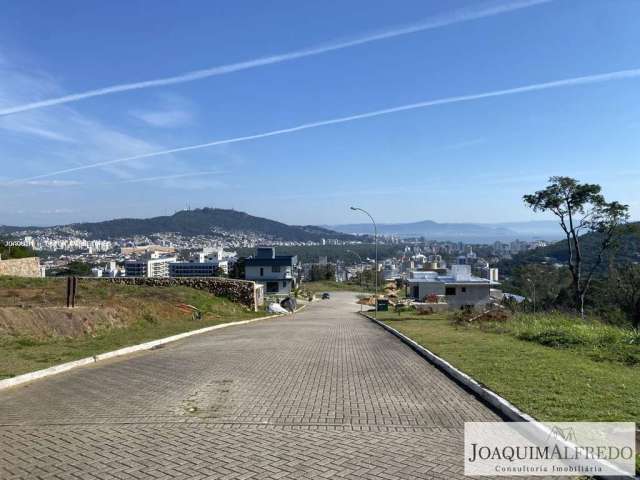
523,176,629,318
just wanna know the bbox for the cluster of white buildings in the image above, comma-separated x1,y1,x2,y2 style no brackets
120,248,236,278
90,261,121,278
492,239,549,256
21,236,113,253
116,245,300,297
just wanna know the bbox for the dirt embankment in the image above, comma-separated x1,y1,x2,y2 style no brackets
0,307,129,338
0,278,255,341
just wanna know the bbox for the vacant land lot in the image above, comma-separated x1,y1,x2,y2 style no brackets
377,310,640,422
301,280,370,294
0,277,264,379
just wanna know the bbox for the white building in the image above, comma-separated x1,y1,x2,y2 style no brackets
197,247,235,274
104,261,120,277
168,248,235,277
244,247,297,295
407,265,496,309
382,262,401,281
124,252,176,278
90,267,103,277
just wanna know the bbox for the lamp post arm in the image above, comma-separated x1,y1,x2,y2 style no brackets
350,206,378,318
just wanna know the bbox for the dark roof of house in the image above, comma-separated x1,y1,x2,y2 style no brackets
244,255,297,267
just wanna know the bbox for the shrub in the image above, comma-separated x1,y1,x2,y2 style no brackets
473,312,640,365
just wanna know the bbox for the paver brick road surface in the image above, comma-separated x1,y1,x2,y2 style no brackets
0,292,527,479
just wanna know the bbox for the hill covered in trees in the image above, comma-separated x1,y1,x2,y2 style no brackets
500,222,640,275
2,208,360,243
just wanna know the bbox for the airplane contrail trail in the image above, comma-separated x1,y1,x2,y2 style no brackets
10,67,640,184
102,170,225,185
0,0,551,117
3,170,225,187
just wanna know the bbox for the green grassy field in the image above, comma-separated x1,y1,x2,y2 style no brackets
0,278,266,379
377,310,640,422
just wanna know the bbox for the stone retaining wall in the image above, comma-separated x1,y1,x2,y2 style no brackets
100,277,258,310
0,257,43,278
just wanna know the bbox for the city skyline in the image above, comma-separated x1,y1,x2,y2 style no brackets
1,0,639,226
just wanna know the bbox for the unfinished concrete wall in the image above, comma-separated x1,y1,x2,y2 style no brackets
101,277,258,310
0,257,42,278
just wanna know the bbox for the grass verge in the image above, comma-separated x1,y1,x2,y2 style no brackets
377,310,640,422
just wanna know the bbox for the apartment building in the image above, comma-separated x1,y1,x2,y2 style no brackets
124,252,176,278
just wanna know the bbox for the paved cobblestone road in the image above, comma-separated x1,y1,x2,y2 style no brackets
1,292,529,479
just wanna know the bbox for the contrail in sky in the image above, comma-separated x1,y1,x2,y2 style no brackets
0,0,551,116
102,170,225,185
10,67,640,183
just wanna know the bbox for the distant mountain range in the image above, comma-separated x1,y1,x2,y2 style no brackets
329,220,563,242
0,208,359,243
1,209,566,243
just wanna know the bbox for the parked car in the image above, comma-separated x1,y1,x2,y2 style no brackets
321,292,330,300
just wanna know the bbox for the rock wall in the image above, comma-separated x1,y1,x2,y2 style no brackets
0,257,43,278
101,277,258,310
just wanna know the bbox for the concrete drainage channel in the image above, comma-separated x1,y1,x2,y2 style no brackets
359,312,634,480
0,305,306,392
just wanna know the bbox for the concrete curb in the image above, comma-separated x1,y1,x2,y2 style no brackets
0,306,306,392
359,312,534,422
360,312,636,480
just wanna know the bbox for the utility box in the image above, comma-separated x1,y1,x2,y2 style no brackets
376,299,389,311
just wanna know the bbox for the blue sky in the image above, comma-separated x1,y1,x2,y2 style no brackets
1,0,639,226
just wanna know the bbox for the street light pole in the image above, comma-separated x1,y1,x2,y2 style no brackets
346,249,364,311
350,206,378,318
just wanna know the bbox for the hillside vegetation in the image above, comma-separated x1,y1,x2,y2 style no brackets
1,208,359,242
0,242,36,260
0,277,264,378
502,222,640,274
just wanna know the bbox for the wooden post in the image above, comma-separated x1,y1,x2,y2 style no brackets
66,276,77,308
66,276,71,308
71,276,77,308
